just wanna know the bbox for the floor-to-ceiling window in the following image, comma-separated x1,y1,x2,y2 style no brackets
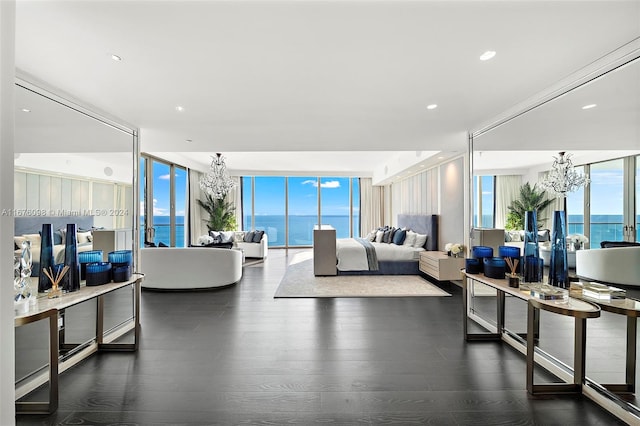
254,176,286,246
288,177,318,246
589,158,624,248
566,165,586,235
320,177,351,238
242,176,360,247
634,155,640,241
140,155,187,247
473,175,495,227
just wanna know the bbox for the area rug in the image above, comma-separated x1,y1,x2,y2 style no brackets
274,252,451,298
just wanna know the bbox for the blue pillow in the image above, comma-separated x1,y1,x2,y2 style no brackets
244,231,255,243
252,230,265,243
392,229,406,245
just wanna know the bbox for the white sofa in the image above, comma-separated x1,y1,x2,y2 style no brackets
140,247,242,290
235,232,268,259
576,246,640,286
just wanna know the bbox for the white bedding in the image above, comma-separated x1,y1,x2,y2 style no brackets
336,238,425,271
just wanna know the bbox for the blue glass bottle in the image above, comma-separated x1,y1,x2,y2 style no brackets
38,224,55,292
62,224,81,292
523,211,541,283
548,210,569,288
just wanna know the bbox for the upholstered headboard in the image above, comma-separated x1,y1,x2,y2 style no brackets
397,214,439,251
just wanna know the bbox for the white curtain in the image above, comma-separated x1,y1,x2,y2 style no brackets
494,175,522,229
359,178,384,235
188,169,204,245
226,176,242,230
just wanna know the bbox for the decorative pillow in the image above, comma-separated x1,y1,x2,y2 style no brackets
392,229,406,245
365,231,376,242
220,231,235,243
197,235,214,246
244,231,255,243
58,228,67,243
403,230,417,247
537,229,550,242
508,231,522,242
381,229,392,243
23,233,41,247
252,230,265,243
388,227,397,244
77,231,92,244
414,233,428,248
375,230,384,243
234,231,245,242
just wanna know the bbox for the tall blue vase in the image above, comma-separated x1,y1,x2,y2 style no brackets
548,210,569,288
523,211,542,283
38,224,55,292
62,224,81,292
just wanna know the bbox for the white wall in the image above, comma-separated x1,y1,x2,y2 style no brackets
0,1,16,423
390,155,465,250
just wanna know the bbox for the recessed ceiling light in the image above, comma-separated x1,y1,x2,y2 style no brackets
480,51,496,61
582,104,597,110
111,54,122,62
437,156,444,160
21,108,30,112
186,139,193,143
175,106,185,112
427,104,438,110
419,164,425,168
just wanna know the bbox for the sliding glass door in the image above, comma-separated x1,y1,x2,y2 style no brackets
589,158,624,248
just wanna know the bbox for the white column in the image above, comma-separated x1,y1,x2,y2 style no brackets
0,0,16,423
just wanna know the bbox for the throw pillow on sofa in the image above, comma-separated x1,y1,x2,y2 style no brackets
252,230,265,243
244,231,255,242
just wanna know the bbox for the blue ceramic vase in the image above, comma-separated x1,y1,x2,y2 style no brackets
523,211,542,283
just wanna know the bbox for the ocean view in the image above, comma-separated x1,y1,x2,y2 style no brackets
145,214,639,248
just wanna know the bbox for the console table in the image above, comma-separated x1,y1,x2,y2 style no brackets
462,272,600,394
15,274,143,414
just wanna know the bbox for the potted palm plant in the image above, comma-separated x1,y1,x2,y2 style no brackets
197,193,237,231
506,182,553,230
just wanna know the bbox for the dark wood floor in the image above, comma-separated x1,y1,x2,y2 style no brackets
17,249,627,425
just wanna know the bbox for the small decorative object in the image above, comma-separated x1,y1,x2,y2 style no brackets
14,241,34,313
505,256,520,288
472,246,493,273
43,264,68,299
62,224,81,292
548,211,569,288
483,257,506,279
499,245,521,275
38,224,55,292
79,250,103,280
567,233,588,251
530,284,568,301
109,250,133,282
86,262,112,286
445,243,464,258
523,211,542,283
465,258,481,274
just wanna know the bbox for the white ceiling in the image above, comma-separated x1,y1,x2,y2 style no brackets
14,1,640,179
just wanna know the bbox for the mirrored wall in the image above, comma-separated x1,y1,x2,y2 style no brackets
13,81,138,389
469,47,640,420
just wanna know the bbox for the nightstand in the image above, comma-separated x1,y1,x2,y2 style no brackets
419,251,465,281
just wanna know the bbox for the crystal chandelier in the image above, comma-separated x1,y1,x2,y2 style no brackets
199,153,236,199
540,151,590,197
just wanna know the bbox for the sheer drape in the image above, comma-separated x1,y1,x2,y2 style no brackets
226,176,242,230
494,175,522,229
188,169,204,245
359,178,384,235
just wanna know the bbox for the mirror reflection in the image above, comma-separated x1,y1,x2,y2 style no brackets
470,55,640,412
13,83,137,382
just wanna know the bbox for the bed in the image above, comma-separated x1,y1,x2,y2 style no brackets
14,216,95,276
337,214,438,275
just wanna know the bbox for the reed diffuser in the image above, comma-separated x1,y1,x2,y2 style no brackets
505,257,520,288
43,265,69,299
